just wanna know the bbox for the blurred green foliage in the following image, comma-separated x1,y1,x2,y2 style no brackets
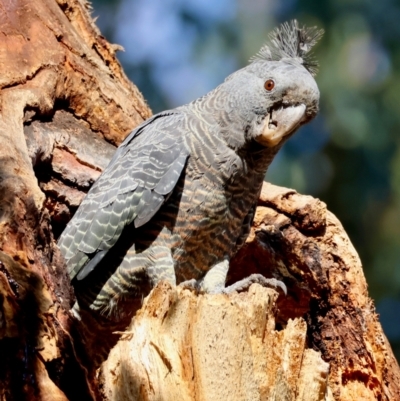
91,0,400,359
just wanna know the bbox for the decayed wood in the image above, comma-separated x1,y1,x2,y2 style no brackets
98,182,400,401
99,283,331,401
1,0,400,400
0,0,150,399
231,183,400,400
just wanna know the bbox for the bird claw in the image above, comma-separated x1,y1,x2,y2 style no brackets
113,330,134,341
223,274,287,295
178,279,202,293
179,274,287,297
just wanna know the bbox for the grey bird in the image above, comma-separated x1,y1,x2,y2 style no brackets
58,20,323,324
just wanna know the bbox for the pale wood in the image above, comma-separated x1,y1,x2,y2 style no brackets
98,182,400,401
99,283,330,401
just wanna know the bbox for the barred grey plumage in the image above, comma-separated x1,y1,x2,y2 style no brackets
58,20,323,323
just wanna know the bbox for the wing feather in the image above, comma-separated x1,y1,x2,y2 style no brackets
58,111,189,280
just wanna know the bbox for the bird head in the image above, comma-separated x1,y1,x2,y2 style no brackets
215,20,323,150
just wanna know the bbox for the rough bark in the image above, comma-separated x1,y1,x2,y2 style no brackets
0,0,150,399
98,183,400,401
0,0,399,400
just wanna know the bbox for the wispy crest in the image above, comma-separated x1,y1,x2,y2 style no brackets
250,20,324,76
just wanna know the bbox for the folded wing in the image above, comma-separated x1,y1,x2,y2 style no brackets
58,111,189,280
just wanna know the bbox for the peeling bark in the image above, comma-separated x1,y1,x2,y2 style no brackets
0,0,399,400
98,183,400,401
0,0,150,399
230,183,400,400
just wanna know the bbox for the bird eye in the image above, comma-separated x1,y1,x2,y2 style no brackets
264,79,275,91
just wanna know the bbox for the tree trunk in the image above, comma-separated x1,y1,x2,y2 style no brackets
0,1,398,400
98,183,400,401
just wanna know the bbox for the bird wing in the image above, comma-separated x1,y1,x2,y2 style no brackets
58,111,189,280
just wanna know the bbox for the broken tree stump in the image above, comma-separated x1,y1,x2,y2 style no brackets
98,183,400,401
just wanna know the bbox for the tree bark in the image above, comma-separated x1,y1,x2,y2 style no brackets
98,183,400,401
0,1,399,400
0,0,150,399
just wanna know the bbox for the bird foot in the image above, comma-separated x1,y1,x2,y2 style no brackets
223,274,287,295
178,279,202,293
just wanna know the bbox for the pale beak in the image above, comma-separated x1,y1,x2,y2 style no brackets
255,104,306,147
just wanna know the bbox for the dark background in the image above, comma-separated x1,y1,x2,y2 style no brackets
90,0,400,360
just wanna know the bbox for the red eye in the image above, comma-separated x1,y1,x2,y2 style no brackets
264,79,275,91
